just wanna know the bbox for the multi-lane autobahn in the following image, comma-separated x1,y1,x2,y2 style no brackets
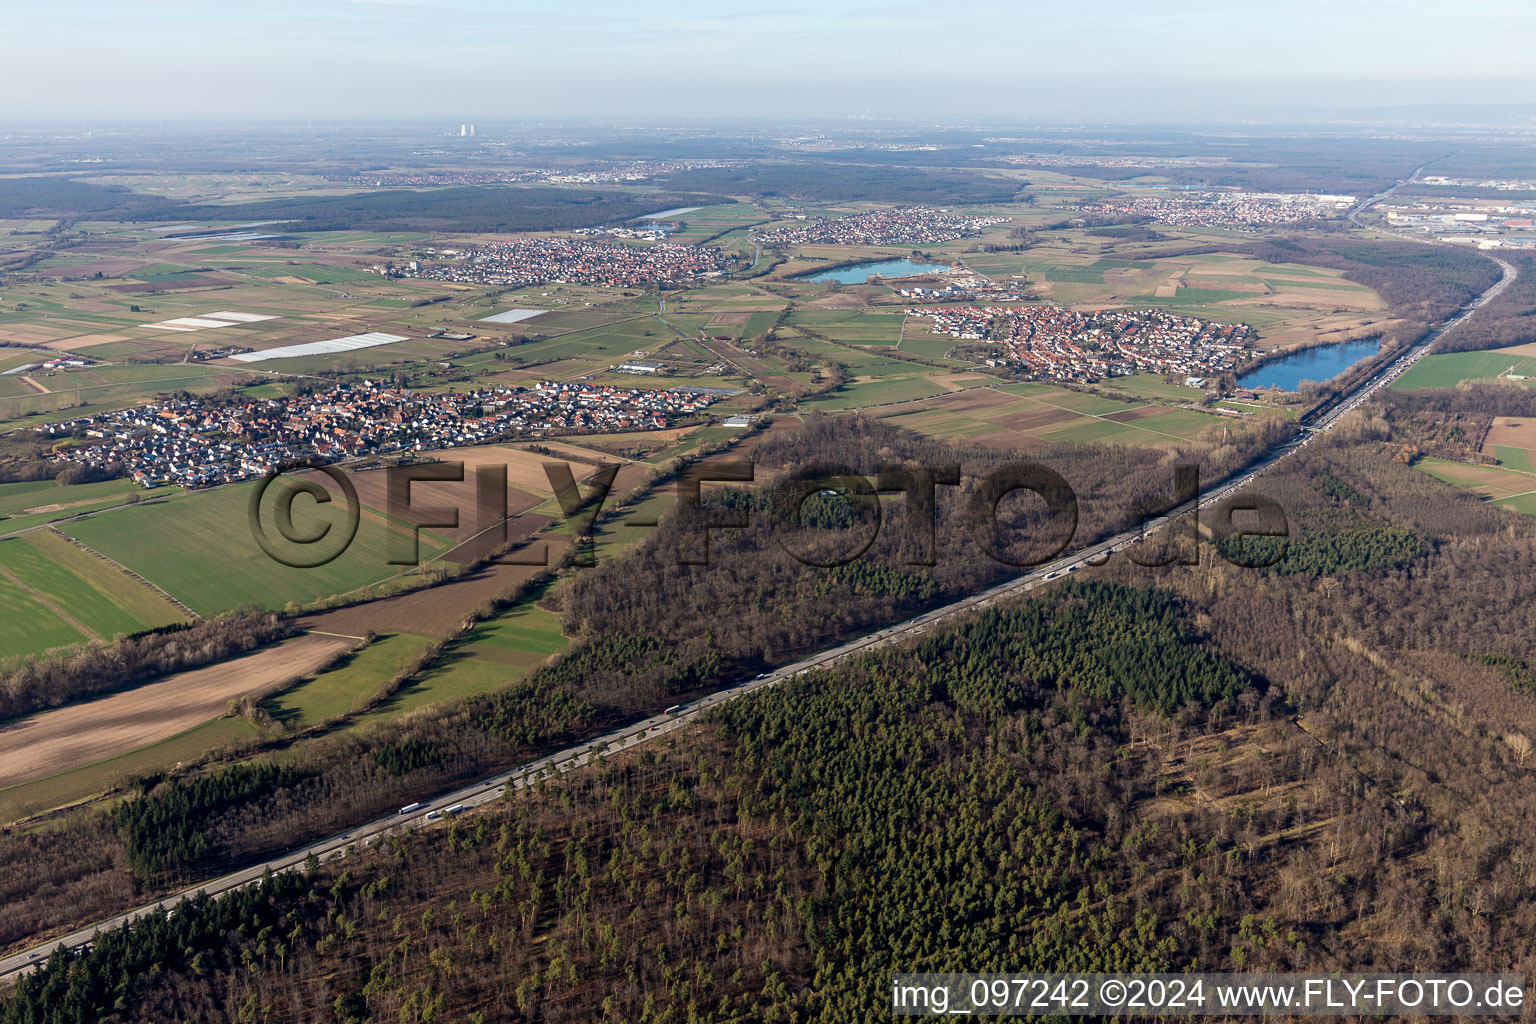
0,255,1517,984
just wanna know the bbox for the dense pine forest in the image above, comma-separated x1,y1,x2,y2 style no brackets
0,177,732,233
0,581,1269,1023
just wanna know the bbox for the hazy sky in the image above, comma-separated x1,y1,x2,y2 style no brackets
8,0,1536,121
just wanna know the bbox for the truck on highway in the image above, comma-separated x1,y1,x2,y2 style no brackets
398,802,422,815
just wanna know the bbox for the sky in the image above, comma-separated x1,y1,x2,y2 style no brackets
7,0,1536,122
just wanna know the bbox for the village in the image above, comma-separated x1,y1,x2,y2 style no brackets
40,380,722,489
401,237,732,288
909,303,1250,383
1070,190,1356,229
757,206,1011,246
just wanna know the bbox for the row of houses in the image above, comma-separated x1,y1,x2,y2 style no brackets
757,207,1010,247
1070,191,1355,229
403,237,731,289
909,304,1248,383
43,380,721,489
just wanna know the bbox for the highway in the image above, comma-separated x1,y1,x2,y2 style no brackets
1346,157,1443,229
0,255,1517,984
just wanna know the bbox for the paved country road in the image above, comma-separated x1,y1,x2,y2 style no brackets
0,255,1516,984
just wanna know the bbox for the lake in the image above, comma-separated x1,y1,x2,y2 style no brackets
1237,338,1381,391
803,258,952,284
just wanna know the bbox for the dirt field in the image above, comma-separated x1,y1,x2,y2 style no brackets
707,312,751,326
295,445,608,544
300,530,575,637
1485,416,1536,450
1101,407,1161,422
929,389,1015,414
0,633,356,787
998,406,1079,430
1482,416,1536,470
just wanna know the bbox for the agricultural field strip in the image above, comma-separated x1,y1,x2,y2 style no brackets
0,634,359,789
869,383,1213,442
0,562,100,643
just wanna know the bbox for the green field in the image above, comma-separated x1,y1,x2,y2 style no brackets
874,380,1225,450
801,375,950,411
1493,445,1536,473
0,530,188,654
0,476,160,525
0,366,261,426
1415,458,1536,513
1392,350,1536,391
264,630,440,728
355,597,568,724
60,480,457,615
0,573,91,660
785,309,908,345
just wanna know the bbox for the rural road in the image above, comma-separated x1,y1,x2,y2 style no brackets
0,255,1516,984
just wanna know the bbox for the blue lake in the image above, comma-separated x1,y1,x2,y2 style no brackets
803,259,952,284
1237,339,1381,391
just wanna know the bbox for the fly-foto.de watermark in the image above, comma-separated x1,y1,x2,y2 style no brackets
247,459,1292,571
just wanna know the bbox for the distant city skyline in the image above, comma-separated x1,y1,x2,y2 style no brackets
7,0,1536,121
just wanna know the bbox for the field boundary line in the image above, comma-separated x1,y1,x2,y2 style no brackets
0,562,102,643
47,527,200,620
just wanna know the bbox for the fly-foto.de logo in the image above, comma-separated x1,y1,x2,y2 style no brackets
247,459,1291,570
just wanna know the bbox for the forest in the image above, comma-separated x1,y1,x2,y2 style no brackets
0,580,1267,1023
0,177,732,233
1430,253,1536,353
161,187,733,234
